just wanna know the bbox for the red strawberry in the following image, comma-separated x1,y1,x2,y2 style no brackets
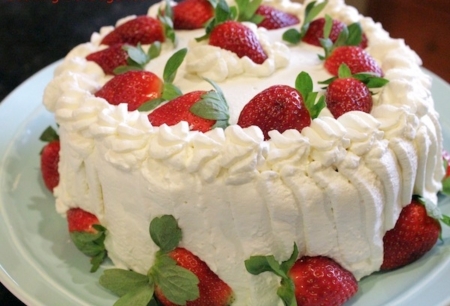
324,45,382,76
255,5,300,30
237,85,311,140
303,17,346,46
101,16,165,46
67,208,100,233
95,70,163,111
172,0,214,29
325,77,372,118
39,126,60,192
67,208,107,272
148,88,229,132
289,256,358,306
209,20,268,64
155,247,235,306
40,141,60,192
86,44,128,75
380,198,441,271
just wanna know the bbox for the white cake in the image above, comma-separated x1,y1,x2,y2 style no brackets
43,0,444,304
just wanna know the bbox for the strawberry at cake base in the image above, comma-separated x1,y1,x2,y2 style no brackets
43,0,444,305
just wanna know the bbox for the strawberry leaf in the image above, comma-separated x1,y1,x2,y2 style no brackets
245,255,287,278
90,250,107,273
99,269,151,297
280,243,299,273
295,71,325,119
70,224,107,273
39,126,59,143
114,285,155,306
149,215,182,253
162,83,183,101
346,22,363,46
138,98,166,112
337,63,352,78
158,0,177,45
277,278,296,306
442,177,450,196
282,29,302,45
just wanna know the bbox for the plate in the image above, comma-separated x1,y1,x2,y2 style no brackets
0,62,449,306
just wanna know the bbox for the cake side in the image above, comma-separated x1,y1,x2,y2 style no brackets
42,0,445,305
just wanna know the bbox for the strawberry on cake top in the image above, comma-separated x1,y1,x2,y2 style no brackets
41,0,447,305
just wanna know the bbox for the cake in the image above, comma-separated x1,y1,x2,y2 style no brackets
41,0,446,304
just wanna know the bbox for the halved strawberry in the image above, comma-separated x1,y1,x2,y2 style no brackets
289,256,358,306
67,208,107,272
238,71,324,140
95,70,163,111
155,247,235,306
172,0,214,29
254,5,300,29
39,126,60,192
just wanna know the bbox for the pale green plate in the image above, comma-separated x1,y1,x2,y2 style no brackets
0,62,449,306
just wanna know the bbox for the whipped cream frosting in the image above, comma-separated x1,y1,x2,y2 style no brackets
43,0,445,304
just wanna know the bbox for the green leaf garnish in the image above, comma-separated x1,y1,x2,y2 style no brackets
295,71,325,119
158,0,177,46
100,269,151,297
39,126,59,143
149,215,182,253
245,243,299,306
70,224,107,273
114,285,154,306
163,48,187,84
138,98,166,112
113,42,162,75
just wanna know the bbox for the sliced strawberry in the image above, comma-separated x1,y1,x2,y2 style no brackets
148,86,230,132
155,247,235,306
381,197,443,271
39,126,60,192
172,0,214,29
209,20,267,64
86,44,129,75
255,5,300,30
324,45,383,76
67,208,107,272
289,256,358,306
95,70,163,111
101,16,166,46
303,17,345,46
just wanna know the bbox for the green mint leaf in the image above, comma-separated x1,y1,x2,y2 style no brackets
282,28,301,44
148,42,162,60
337,64,352,78
280,243,299,273
323,14,333,39
138,98,166,112
162,82,183,101
163,48,187,84
346,22,363,46
295,71,313,101
113,284,154,306
39,126,59,142
149,215,182,253
151,254,199,305
99,269,151,297
277,278,296,306
90,250,107,273
245,255,287,279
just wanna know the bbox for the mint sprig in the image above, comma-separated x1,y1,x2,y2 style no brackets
70,224,107,273
245,243,299,306
295,71,325,119
282,0,328,44
99,215,200,306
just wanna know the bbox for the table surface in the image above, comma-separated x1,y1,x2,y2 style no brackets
0,1,156,304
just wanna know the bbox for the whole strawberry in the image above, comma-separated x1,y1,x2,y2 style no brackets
289,256,358,306
101,16,166,46
255,5,300,30
86,44,129,75
95,70,163,111
323,63,388,118
381,197,443,271
209,20,267,64
324,45,382,76
155,247,235,306
67,208,107,272
39,126,60,192
238,72,324,140
303,17,345,46
148,79,229,132
172,0,214,29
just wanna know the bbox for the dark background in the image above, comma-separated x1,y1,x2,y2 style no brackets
0,1,157,304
